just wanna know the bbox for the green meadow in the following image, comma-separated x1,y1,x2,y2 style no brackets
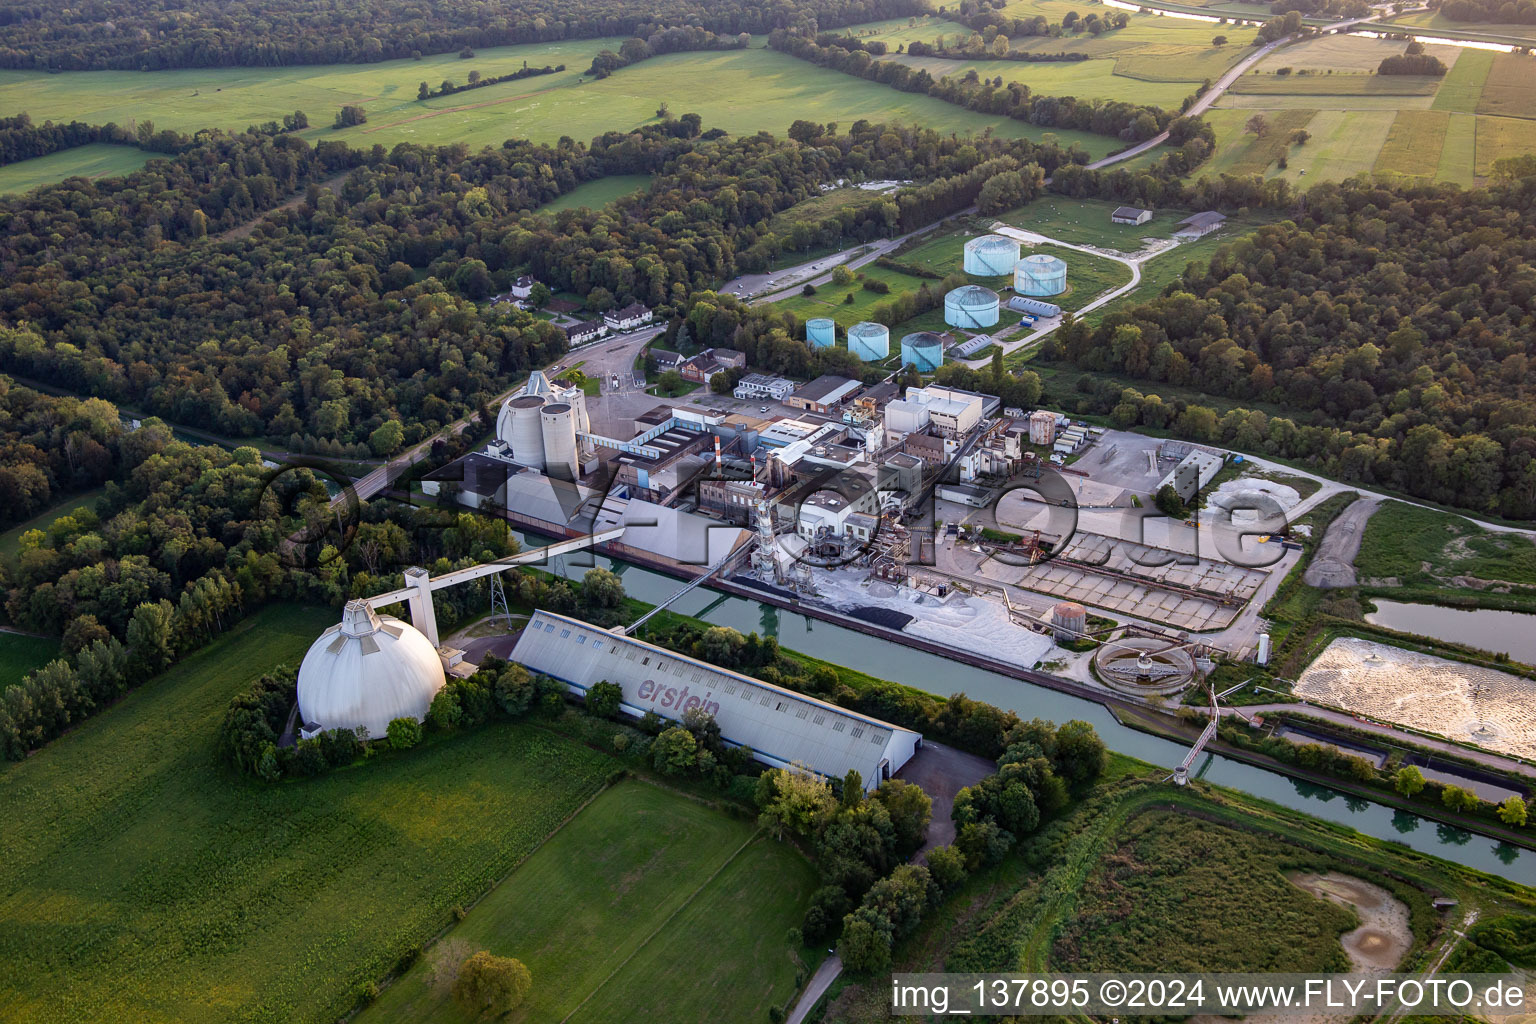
0,143,153,195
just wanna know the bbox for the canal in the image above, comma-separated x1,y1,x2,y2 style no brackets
531,541,1536,882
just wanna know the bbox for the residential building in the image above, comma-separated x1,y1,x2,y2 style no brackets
603,302,653,331
567,320,609,345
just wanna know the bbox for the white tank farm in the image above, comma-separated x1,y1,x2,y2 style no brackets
944,285,1000,329
498,394,546,470
1014,253,1067,296
963,234,1021,276
847,321,890,362
297,601,446,740
541,402,578,481
900,331,945,372
806,317,836,349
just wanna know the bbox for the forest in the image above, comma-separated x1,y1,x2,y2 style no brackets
0,119,1081,447
1040,174,1536,518
0,0,926,70
1435,0,1536,23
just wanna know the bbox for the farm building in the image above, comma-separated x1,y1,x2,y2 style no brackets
1174,211,1226,239
511,610,922,789
963,234,1022,276
1112,206,1153,225
944,285,1000,329
1014,254,1067,296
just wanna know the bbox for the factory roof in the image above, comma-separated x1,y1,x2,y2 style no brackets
792,375,862,407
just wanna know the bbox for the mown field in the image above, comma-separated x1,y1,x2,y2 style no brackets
534,174,653,214
359,780,816,1024
0,603,627,1024
0,42,1115,178
0,633,58,689
996,195,1186,249
1256,33,1461,74
0,143,153,195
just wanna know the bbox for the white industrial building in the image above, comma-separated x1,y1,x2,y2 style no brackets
734,373,796,402
297,601,447,741
494,370,592,480
511,610,922,789
891,385,985,438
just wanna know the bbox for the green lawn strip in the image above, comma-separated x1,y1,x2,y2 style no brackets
1231,74,1440,96
568,833,818,1024
1432,47,1495,114
358,780,772,1023
533,174,653,214
0,144,154,195
0,633,59,689
1437,111,1478,185
0,603,615,1024
0,486,107,562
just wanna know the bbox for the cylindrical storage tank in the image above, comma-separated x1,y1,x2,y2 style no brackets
847,321,890,362
1051,601,1087,641
963,233,1021,276
540,402,578,481
944,285,1000,330
501,395,546,470
899,332,945,373
1014,253,1068,296
806,317,836,350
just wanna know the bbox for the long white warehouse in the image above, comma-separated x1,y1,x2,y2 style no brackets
511,610,922,790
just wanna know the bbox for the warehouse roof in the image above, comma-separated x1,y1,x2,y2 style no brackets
511,610,921,789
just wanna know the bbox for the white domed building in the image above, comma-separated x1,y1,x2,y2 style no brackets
297,600,446,740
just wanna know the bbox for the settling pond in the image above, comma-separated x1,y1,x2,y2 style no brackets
1366,599,1536,666
524,538,1536,882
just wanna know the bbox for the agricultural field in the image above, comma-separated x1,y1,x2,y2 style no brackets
1474,53,1536,119
534,174,653,214
1200,107,1318,176
359,781,817,1024
0,143,153,195
1432,48,1496,114
1356,501,1536,587
1474,114,1536,176
1270,109,1397,181
0,633,58,689
0,603,627,1024
1257,33,1461,74
0,42,1115,168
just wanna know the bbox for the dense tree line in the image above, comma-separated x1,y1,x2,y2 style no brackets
1039,175,1536,518
0,0,927,70
418,62,560,100
0,377,122,529
1378,44,1449,75
768,28,1176,143
1435,0,1536,23
1269,0,1369,16
936,0,1130,45
587,26,750,77
0,113,190,169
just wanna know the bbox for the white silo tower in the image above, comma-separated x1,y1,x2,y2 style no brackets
541,402,579,481
498,394,547,470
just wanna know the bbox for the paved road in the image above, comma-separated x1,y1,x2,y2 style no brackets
787,955,844,1024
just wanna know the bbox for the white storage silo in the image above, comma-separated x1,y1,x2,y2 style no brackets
806,317,836,349
963,234,1021,276
847,321,890,362
944,285,1000,329
899,332,945,373
500,394,547,470
541,402,579,481
1014,253,1068,296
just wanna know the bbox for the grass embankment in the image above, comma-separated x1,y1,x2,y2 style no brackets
360,781,816,1024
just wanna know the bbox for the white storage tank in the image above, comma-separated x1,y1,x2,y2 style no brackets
963,234,1021,276
944,285,1000,329
899,332,945,373
806,317,836,349
297,601,447,740
847,321,890,362
499,394,547,470
541,402,579,481
1014,253,1068,296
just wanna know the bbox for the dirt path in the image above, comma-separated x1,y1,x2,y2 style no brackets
1304,495,1381,589
214,169,350,242
1289,871,1412,971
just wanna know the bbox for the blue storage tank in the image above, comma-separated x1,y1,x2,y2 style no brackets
900,332,945,372
963,234,1021,276
806,317,836,349
1014,253,1068,296
847,321,890,362
944,285,1000,329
